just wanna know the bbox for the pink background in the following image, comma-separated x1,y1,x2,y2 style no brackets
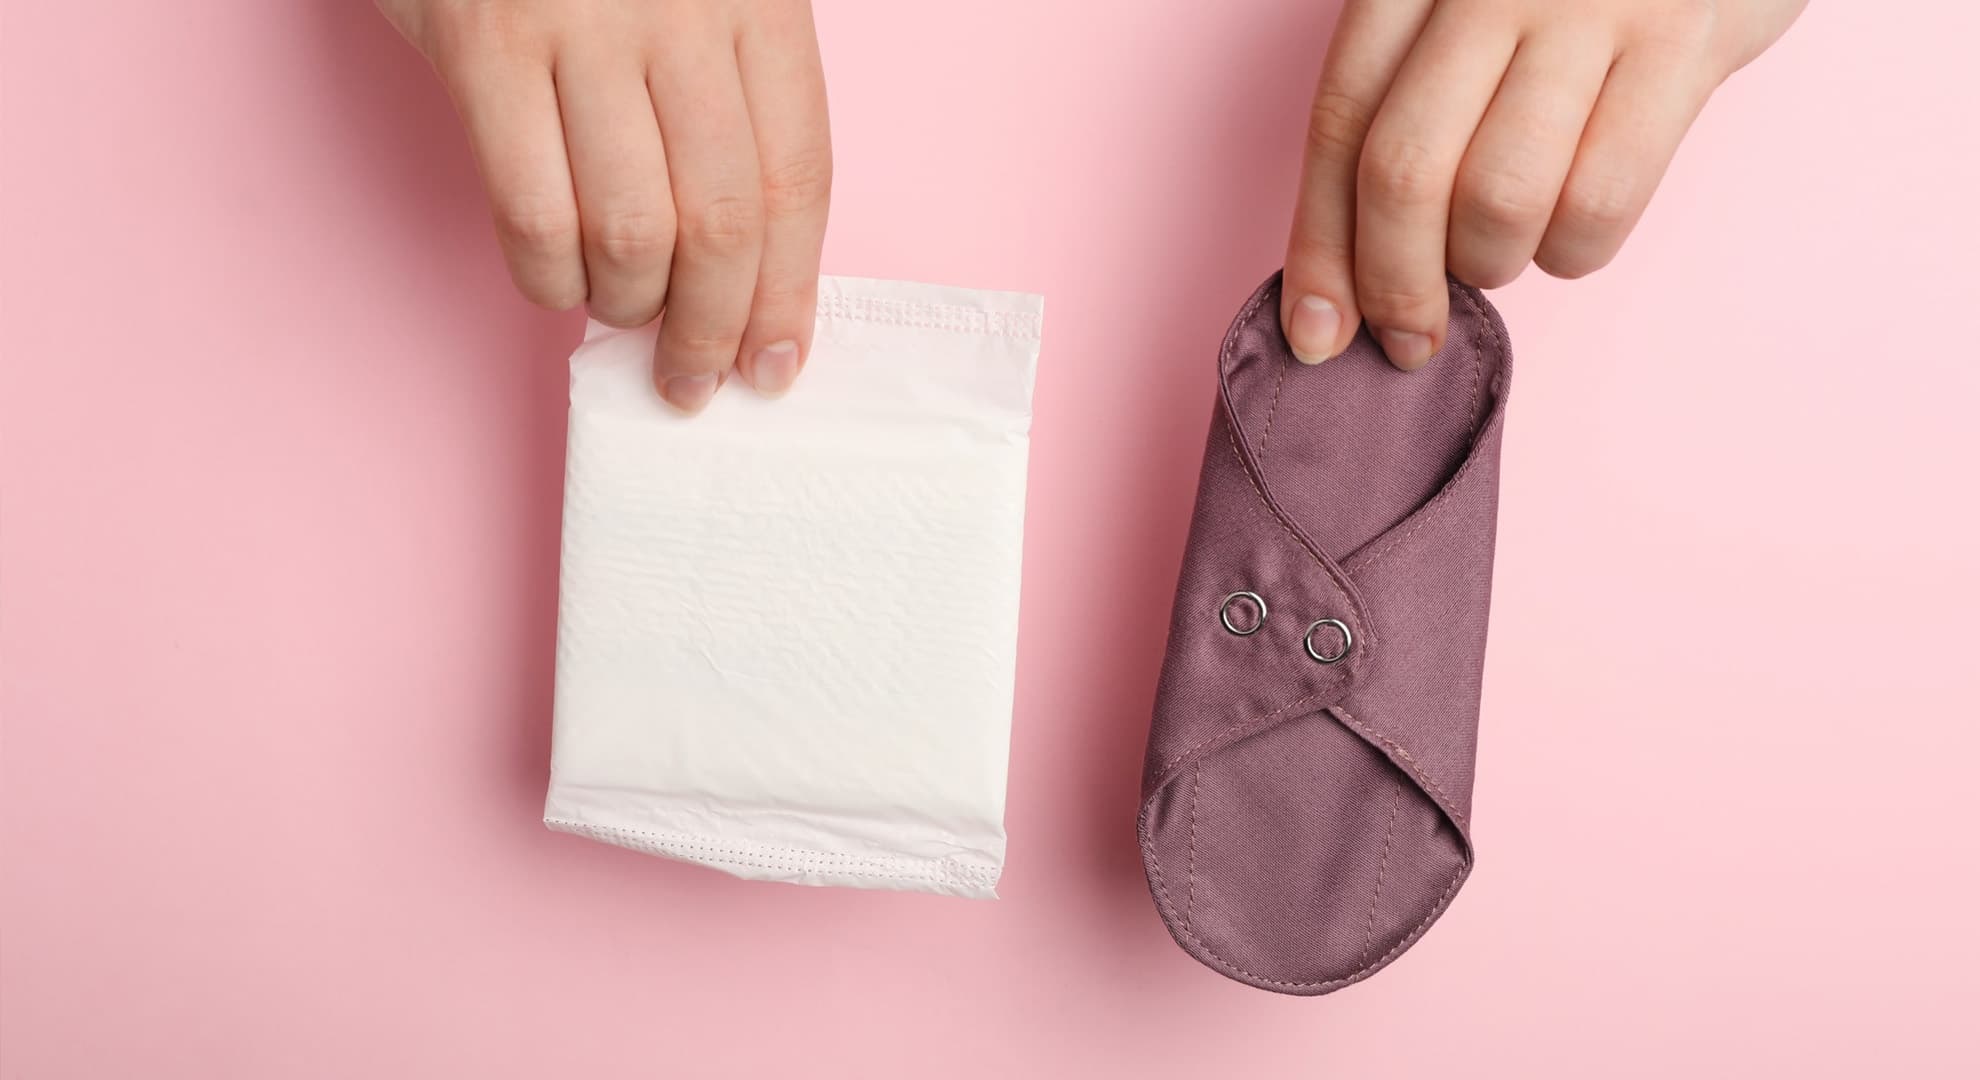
4,2,1977,1076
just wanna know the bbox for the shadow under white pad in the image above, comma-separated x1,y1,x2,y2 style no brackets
543,276,1043,898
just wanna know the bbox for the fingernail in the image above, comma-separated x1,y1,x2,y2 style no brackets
1288,295,1341,364
747,340,801,397
661,372,720,415
1375,328,1434,370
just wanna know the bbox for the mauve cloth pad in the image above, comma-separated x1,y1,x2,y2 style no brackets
1139,272,1511,995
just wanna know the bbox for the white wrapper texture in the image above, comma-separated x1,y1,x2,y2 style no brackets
544,276,1043,898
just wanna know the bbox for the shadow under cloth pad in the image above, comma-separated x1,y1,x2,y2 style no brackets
1139,272,1512,995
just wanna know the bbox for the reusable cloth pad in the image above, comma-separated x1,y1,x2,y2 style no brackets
1139,272,1511,994
545,275,1043,899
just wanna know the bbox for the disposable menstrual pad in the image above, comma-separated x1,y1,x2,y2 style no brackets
546,276,1042,898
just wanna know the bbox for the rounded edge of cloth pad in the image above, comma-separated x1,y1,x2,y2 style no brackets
1139,272,1511,995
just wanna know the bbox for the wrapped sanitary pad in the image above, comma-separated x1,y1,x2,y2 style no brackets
544,276,1043,898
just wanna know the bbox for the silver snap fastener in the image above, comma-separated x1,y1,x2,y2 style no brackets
1304,618,1352,664
1219,591,1267,636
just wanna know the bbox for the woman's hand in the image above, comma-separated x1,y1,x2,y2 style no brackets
378,0,831,413
1281,0,1804,369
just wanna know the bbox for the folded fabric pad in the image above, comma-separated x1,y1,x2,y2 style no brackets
545,276,1043,898
1140,273,1512,993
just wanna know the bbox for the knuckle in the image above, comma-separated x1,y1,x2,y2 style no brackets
1558,173,1641,233
428,4,535,68
676,331,740,355
493,199,578,255
664,330,743,370
680,194,764,254
587,208,674,268
1304,90,1372,160
1643,0,1721,51
1360,138,1447,207
1353,282,1440,329
1454,164,1556,230
760,151,833,218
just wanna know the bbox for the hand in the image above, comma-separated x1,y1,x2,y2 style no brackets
378,0,831,413
1281,0,1804,369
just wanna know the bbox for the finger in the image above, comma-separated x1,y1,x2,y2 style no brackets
1282,0,1436,364
734,1,831,398
444,52,586,310
558,53,676,328
1446,32,1610,289
1535,47,1712,279
648,28,765,415
1354,6,1517,369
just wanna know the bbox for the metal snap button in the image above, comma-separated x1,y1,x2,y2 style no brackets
1304,618,1352,664
1219,591,1267,636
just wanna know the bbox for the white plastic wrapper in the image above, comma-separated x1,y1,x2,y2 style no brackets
544,276,1043,898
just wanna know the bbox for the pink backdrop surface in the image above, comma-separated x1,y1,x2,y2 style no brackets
4,2,1977,1076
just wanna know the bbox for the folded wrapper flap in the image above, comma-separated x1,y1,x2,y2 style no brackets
1139,272,1511,993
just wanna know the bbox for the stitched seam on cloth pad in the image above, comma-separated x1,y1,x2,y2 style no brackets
1360,779,1403,967
1150,421,1367,780
1155,683,1330,778
1219,417,1376,652
1462,291,1484,434
1217,284,1373,646
1257,343,1289,466
1143,805,1465,991
1330,706,1469,831
1352,286,1507,575
1184,764,1202,931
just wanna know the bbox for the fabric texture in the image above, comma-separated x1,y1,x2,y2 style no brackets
1139,272,1512,993
545,276,1043,898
